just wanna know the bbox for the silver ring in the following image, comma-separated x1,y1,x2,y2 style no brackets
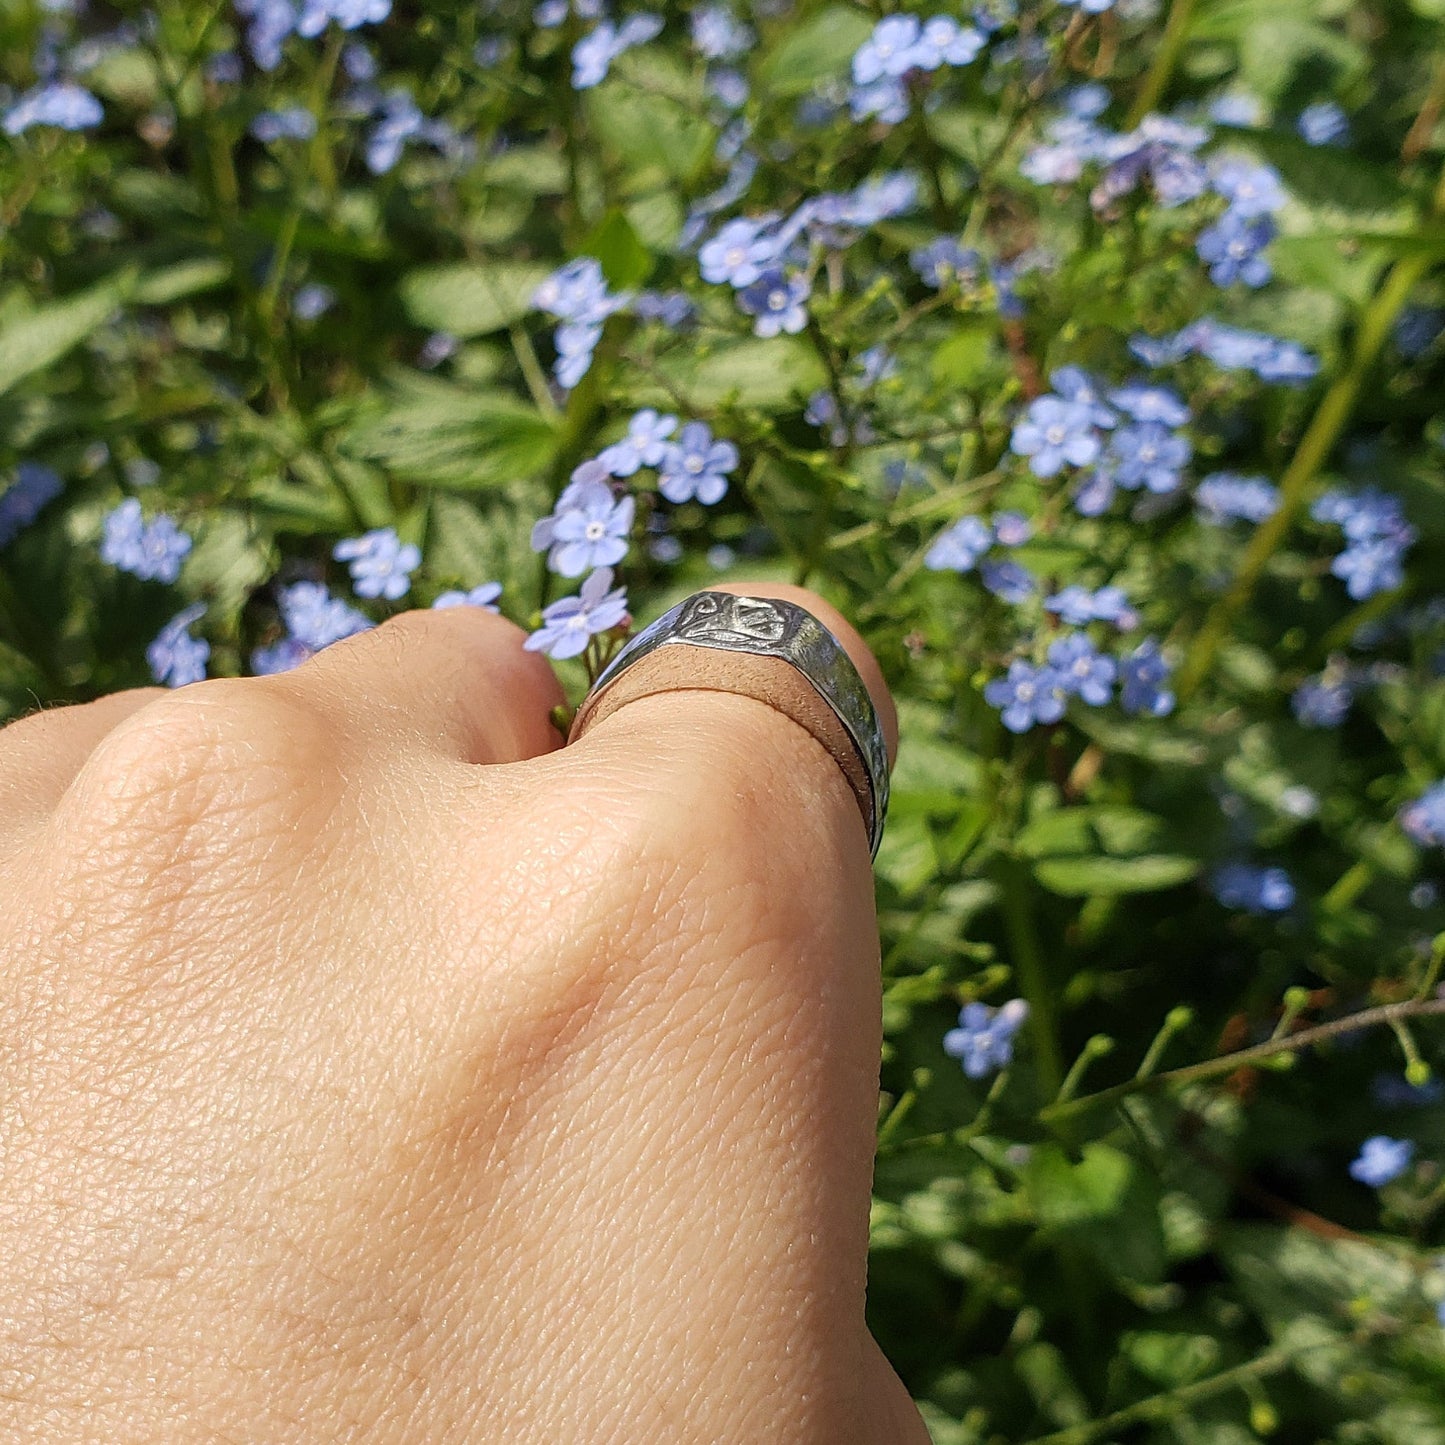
568,591,890,859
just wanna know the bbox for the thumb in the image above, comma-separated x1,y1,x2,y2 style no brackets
552,583,922,1439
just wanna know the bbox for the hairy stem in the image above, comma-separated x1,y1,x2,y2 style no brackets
1042,996,1445,1124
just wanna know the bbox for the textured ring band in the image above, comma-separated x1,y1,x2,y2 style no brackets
568,591,890,859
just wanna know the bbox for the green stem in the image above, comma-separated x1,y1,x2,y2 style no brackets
1176,163,1445,703
1019,1348,1292,1445
1125,0,1199,127
999,858,1064,1099
1043,996,1445,1124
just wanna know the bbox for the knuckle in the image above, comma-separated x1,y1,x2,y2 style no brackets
62,679,336,841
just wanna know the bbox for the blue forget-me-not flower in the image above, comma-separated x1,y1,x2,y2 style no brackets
1350,1136,1414,1187
100,498,193,583
524,566,629,660
333,526,421,601
943,999,1029,1079
147,604,210,688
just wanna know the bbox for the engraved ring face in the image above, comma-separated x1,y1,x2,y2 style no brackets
574,591,890,859
674,592,791,649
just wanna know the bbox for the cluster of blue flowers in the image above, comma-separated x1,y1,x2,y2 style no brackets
523,411,739,659
1193,472,1280,525
235,0,391,72
1004,367,1196,517
942,999,1029,1079
99,499,193,585
1311,488,1416,601
693,173,919,339
532,257,631,390
848,13,988,124
1130,317,1319,385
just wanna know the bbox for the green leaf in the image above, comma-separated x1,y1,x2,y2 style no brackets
341,379,560,492
931,322,997,387
133,256,232,306
651,336,826,409
1025,1143,1132,1227
1033,854,1198,896
1249,130,1411,218
586,85,712,181
399,262,553,338
0,271,134,397
757,6,874,95
582,209,653,291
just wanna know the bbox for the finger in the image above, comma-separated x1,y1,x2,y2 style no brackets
0,688,168,829
269,607,567,768
496,583,913,1430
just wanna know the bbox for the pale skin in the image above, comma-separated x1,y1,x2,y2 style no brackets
0,581,931,1444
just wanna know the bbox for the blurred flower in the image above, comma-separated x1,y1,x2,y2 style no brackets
1108,381,1190,427
691,5,751,59
1011,395,1105,477
1048,633,1117,705
1312,486,1415,600
909,237,981,288
251,636,314,675
598,410,678,475
296,0,391,37
1209,160,1287,216
523,566,629,660
1212,862,1295,912
433,582,503,611
236,0,298,70
736,268,810,337
572,14,663,89
984,660,1068,732
146,604,210,687
980,558,1036,603
278,580,371,649
100,498,192,583
1110,421,1191,494
1298,100,1349,146
1194,472,1279,524
1292,676,1352,728
1197,211,1275,288
992,512,1031,546
333,526,421,600
1349,1136,1414,1187
943,999,1029,1078
0,462,63,548
1401,782,1445,848
1119,638,1175,716
700,217,782,288
1044,585,1137,629
250,105,316,141
3,80,102,134
293,282,336,320
658,422,738,504
924,515,993,572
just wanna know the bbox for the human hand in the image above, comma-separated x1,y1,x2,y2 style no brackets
0,582,928,1444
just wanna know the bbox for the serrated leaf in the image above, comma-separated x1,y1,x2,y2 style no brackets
399,262,553,338
1033,854,1198,896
